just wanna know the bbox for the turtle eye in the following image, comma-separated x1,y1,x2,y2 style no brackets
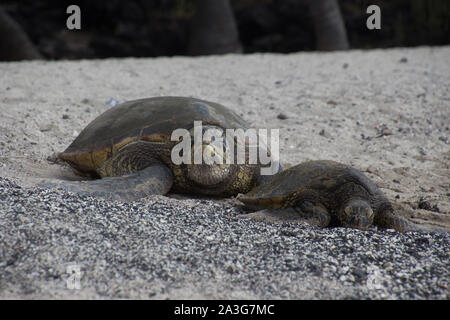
344,206,353,216
366,208,374,219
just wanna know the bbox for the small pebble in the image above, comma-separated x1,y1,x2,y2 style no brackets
106,98,120,106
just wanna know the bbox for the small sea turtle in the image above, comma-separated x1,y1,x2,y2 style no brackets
239,160,444,233
43,96,274,200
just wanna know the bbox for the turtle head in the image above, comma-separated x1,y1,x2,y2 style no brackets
339,199,375,230
186,147,231,186
186,125,236,189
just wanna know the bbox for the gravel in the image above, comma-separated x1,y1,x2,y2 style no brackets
0,177,448,299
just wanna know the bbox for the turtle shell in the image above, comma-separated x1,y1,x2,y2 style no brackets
59,96,248,174
239,160,382,209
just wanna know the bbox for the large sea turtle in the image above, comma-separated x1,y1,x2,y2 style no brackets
238,160,446,233
43,96,277,200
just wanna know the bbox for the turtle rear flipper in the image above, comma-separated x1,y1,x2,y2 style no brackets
39,164,173,201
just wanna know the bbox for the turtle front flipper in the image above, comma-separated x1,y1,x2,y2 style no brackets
238,202,331,227
39,164,173,201
375,208,449,234
238,207,307,223
295,201,331,227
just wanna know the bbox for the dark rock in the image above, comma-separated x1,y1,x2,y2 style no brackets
417,197,440,213
352,268,366,282
277,113,288,120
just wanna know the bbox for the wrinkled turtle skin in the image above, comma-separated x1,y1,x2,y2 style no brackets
239,160,445,233
43,96,273,200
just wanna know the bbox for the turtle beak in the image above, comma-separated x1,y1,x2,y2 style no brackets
348,213,373,230
202,143,226,165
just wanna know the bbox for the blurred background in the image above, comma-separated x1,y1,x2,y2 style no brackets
1,0,449,61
